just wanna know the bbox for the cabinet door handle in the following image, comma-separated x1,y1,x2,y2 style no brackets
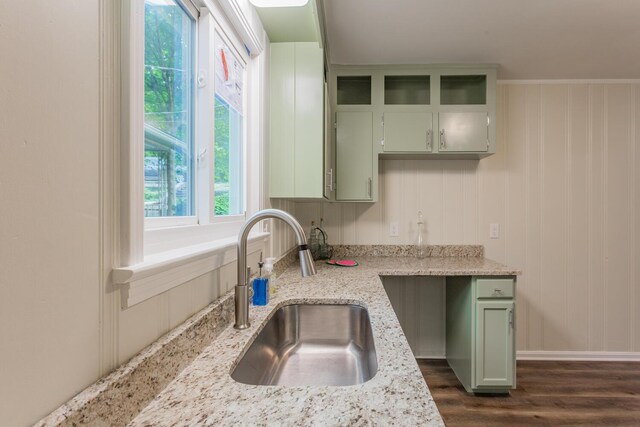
326,168,333,192
426,130,432,151
508,309,514,329
440,129,446,150
367,178,372,198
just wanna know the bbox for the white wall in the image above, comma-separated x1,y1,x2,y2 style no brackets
295,82,640,353
0,2,102,425
0,1,288,425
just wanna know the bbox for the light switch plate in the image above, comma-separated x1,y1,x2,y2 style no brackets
489,223,500,239
389,221,399,237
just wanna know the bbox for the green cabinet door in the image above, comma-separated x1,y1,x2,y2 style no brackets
269,44,295,197
383,112,433,152
294,43,324,198
475,300,515,388
323,83,334,199
439,112,489,152
269,42,325,199
336,111,373,201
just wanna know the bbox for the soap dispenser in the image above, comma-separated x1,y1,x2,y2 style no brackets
252,260,269,306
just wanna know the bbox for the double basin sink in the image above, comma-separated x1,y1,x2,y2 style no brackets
231,304,378,387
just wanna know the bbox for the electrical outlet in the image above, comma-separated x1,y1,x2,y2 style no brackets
489,223,500,239
389,221,399,237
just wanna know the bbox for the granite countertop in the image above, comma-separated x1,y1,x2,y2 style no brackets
127,256,519,427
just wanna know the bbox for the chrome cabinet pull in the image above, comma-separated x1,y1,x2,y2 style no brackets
508,309,514,329
493,288,504,296
367,178,372,198
326,168,333,192
440,129,446,150
426,129,432,151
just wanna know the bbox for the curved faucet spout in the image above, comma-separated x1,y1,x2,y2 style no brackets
235,209,317,329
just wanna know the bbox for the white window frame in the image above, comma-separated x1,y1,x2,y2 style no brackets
143,0,199,230
116,0,267,308
196,6,249,228
120,0,262,261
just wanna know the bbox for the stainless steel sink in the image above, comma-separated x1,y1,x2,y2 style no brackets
231,304,378,386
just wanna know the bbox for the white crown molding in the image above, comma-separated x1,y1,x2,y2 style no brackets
499,79,640,85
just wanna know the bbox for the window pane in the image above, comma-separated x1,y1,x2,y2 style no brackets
213,34,244,216
144,0,194,217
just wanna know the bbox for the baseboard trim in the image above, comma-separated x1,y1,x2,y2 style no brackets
517,351,640,362
417,352,640,362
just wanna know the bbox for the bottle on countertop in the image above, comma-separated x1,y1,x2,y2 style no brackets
252,260,269,306
308,220,320,260
416,211,426,258
316,218,332,260
264,257,276,296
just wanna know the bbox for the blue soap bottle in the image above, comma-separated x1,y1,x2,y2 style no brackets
252,261,269,306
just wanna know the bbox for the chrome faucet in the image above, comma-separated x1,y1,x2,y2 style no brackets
234,209,317,329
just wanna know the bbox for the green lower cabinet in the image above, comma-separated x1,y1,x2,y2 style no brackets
475,300,515,388
446,276,516,394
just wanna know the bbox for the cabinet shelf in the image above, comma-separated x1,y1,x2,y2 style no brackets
441,75,487,105
384,75,430,105
337,76,372,105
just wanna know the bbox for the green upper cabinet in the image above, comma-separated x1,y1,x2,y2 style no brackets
383,112,433,152
337,75,372,105
381,73,434,153
437,71,495,153
323,82,334,198
331,65,496,157
438,112,488,152
330,65,496,202
333,72,378,202
269,44,295,197
269,42,328,199
335,111,373,201
384,75,431,105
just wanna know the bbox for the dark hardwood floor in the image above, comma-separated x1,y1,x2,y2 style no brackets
418,359,640,426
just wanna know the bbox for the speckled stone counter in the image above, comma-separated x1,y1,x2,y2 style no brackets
127,256,519,427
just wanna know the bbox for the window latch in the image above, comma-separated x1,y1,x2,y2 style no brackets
198,148,207,162
197,70,207,88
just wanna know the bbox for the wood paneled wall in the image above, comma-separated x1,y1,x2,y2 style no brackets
382,277,446,358
268,199,298,258
295,83,640,353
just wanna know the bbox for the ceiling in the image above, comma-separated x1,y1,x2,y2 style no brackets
322,0,640,79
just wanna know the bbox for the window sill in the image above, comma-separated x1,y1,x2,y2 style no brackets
113,231,269,308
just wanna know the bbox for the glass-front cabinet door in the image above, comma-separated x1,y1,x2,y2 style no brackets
437,72,492,153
